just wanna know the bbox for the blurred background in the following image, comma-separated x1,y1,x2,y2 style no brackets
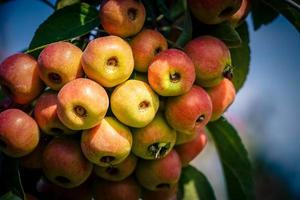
0,1,300,199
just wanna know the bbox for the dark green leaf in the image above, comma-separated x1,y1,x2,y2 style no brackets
175,10,193,48
0,155,24,200
27,3,99,58
251,0,279,30
263,0,300,32
169,0,187,20
178,165,216,200
55,0,80,9
207,117,255,200
230,22,250,92
0,192,22,200
157,0,172,21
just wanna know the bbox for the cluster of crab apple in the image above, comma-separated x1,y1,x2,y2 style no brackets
0,0,249,199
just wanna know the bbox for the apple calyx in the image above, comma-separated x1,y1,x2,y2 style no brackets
196,115,205,124
48,72,62,84
139,100,150,110
100,156,116,164
148,142,171,159
223,64,234,80
128,8,138,21
73,105,87,118
169,72,180,83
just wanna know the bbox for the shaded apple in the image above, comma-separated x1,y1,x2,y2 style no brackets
0,53,44,104
57,78,109,130
0,109,39,157
132,113,176,160
81,117,132,167
206,78,236,121
34,92,74,135
38,41,83,90
142,184,178,200
148,49,195,96
42,137,93,188
110,80,159,128
188,0,242,24
94,154,137,181
185,35,231,87
175,128,207,166
130,29,168,72
81,36,134,88
99,0,146,38
135,150,181,191
165,85,212,132
175,126,199,145
92,177,141,200
229,0,251,27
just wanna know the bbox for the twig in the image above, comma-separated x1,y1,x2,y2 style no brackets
284,0,300,11
39,0,55,9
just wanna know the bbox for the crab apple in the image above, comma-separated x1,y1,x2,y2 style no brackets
229,0,251,27
175,126,199,145
185,36,231,87
94,154,137,181
92,177,141,200
81,117,132,167
34,92,74,135
81,36,134,88
142,184,178,200
148,49,195,96
136,150,181,191
130,29,168,72
99,0,146,38
132,113,176,160
38,41,84,90
175,128,207,166
165,85,212,132
0,53,44,104
0,109,39,157
42,138,93,188
111,80,159,128
52,182,93,200
206,78,236,121
57,78,109,130
188,0,242,24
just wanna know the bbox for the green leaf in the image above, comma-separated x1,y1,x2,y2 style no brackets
0,155,24,200
263,0,300,32
207,117,255,200
157,0,172,21
175,10,193,48
27,3,99,58
178,165,216,200
169,0,187,20
251,0,279,30
0,192,22,200
230,22,250,92
55,0,80,10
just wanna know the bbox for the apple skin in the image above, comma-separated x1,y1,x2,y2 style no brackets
81,36,134,88
132,113,176,160
184,35,231,88
148,49,195,96
92,177,141,200
229,0,251,27
34,92,75,135
38,41,84,90
175,128,207,166
130,29,168,72
110,80,159,128
175,126,200,145
99,0,146,38
81,117,133,167
206,78,236,121
165,85,212,132
135,150,181,191
0,109,39,157
142,184,178,200
0,53,44,104
57,78,109,130
94,154,137,181
188,0,242,24
42,137,93,188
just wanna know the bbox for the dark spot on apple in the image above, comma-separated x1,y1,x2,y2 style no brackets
106,166,119,175
101,156,115,163
48,73,62,84
154,47,162,55
169,72,180,83
156,183,170,189
0,138,7,149
196,115,205,124
74,105,87,118
128,8,137,21
107,57,118,67
50,127,64,135
139,100,150,110
55,176,71,184
219,6,235,18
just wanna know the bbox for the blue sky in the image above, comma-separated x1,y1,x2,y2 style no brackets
1,0,300,198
